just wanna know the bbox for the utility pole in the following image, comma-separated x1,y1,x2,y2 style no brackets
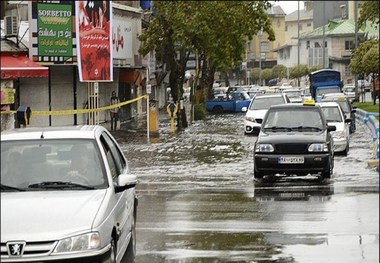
297,0,300,86
322,1,326,68
354,1,359,101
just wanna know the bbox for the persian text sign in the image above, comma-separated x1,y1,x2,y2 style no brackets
37,3,73,57
112,16,133,60
76,1,113,82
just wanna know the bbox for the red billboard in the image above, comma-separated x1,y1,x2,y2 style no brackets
76,1,113,82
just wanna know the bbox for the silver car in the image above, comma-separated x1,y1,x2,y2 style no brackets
1,125,137,263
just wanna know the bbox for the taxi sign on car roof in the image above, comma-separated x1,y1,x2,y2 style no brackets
337,96,346,101
303,99,315,106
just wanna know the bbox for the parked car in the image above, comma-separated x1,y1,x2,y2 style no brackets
319,102,350,155
281,88,303,103
206,91,251,113
253,100,336,179
212,86,228,99
242,93,290,135
279,82,292,91
342,84,357,102
321,93,356,134
1,125,137,263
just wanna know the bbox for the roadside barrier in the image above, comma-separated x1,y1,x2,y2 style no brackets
356,108,379,168
0,95,147,116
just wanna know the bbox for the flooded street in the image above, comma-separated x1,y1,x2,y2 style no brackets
116,113,379,263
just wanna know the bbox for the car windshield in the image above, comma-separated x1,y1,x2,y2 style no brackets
316,88,341,97
250,96,285,110
321,106,343,122
343,87,355,92
1,139,107,191
336,101,349,113
263,108,323,131
284,91,301,98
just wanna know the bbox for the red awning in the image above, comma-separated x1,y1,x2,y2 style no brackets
1,55,49,79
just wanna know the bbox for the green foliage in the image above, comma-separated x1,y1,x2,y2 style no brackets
309,65,322,73
194,103,207,121
289,64,309,79
350,40,379,75
250,68,261,80
271,64,287,79
138,1,275,86
261,68,274,82
358,1,379,28
353,102,380,113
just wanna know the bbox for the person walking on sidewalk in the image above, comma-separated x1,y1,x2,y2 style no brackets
110,91,120,131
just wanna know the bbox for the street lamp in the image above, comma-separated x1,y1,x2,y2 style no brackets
257,28,263,86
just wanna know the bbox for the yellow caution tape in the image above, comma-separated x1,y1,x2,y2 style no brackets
0,95,147,116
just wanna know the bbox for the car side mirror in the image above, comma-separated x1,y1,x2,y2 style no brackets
345,118,352,123
115,174,137,193
351,109,356,113
242,107,247,112
327,125,336,132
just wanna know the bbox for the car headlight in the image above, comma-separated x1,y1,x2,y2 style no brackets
308,143,329,152
245,116,256,122
332,131,345,139
54,232,101,253
255,143,274,152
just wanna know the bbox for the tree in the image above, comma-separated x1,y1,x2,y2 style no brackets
358,1,379,28
271,64,287,79
350,39,379,76
250,68,261,83
261,68,274,85
289,64,308,84
138,1,275,129
309,65,322,73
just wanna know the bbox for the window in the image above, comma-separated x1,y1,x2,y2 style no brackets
299,24,303,31
324,41,327,48
307,23,311,27
314,42,321,48
261,41,269,52
285,25,288,31
100,132,127,180
345,40,354,50
307,41,310,49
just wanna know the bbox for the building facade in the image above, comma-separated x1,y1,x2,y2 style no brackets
1,1,160,129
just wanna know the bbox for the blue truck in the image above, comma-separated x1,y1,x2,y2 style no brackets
309,69,343,102
205,91,251,113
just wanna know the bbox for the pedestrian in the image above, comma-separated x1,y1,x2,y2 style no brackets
110,91,120,131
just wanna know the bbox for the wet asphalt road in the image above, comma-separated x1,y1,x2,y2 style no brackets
115,112,379,263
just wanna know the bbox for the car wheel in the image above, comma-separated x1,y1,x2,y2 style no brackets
103,238,117,263
212,106,223,114
342,142,349,156
254,168,264,179
322,157,333,179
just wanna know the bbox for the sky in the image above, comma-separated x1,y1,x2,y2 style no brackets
271,1,305,15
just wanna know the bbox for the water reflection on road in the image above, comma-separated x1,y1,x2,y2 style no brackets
117,113,379,263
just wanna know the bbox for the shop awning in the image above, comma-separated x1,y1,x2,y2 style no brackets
1,55,49,79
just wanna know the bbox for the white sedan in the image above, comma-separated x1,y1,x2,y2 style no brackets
242,93,290,135
318,102,350,155
1,125,137,262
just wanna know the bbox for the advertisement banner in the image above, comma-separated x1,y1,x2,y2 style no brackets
37,3,73,57
76,1,113,82
112,16,132,60
30,1,76,64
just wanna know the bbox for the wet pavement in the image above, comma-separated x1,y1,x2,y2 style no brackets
113,111,379,263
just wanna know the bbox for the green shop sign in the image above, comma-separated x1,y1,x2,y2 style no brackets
37,3,72,57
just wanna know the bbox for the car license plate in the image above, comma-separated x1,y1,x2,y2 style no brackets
278,156,304,164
